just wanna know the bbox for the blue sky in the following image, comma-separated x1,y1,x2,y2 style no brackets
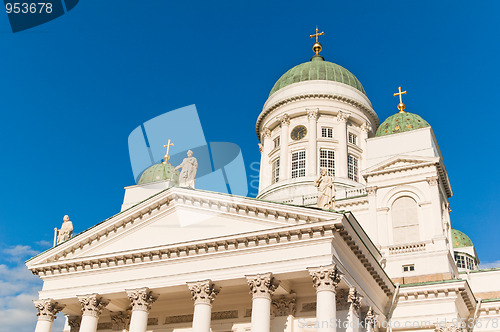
0,1,499,330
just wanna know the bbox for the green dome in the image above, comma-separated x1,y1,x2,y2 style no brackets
375,112,430,137
451,229,474,248
269,55,366,97
138,162,180,185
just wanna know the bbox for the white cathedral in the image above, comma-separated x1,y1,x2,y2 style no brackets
27,31,500,332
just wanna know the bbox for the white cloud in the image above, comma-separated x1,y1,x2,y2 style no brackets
2,245,38,261
479,260,500,269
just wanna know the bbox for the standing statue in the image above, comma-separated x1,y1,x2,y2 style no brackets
315,168,335,210
175,150,198,188
56,215,73,245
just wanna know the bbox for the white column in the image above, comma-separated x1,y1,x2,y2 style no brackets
359,122,371,183
259,127,273,191
346,288,362,332
187,279,220,332
127,288,158,332
307,109,319,176
365,307,376,332
336,111,349,179
247,273,280,332
77,294,109,332
34,299,65,332
308,265,342,332
278,114,290,181
366,186,378,245
271,295,296,332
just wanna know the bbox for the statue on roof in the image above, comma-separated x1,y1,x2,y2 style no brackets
315,168,335,210
175,150,198,188
56,215,73,245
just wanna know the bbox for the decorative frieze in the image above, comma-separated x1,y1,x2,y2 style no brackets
348,287,362,312
126,287,158,312
187,280,220,305
110,311,129,330
247,273,280,300
271,295,297,317
308,264,342,292
258,143,263,153
78,294,109,318
33,299,65,322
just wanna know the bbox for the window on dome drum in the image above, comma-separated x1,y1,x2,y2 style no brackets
348,133,357,145
319,149,335,176
392,196,420,244
454,253,476,270
321,127,333,138
272,158,280,184
273,136,280,149
403,264,415,272
291,150,306,178
347,154,358,181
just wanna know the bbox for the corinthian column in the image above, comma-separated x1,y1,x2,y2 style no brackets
308,265,342,332
126,288,158,332
247,273,280,332
259,127,273,191
336,111,349,179
33,299,65,332
307,109,319,176
365,307,376,332
187,280,220,332
346,287,362,332
278,114,290,181
77,294,109,332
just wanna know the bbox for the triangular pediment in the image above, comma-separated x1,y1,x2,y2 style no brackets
27,188,338,267
363,155,440,175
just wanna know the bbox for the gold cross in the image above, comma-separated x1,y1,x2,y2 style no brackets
162,139,174,164
394,86,407,112
310,27,325,43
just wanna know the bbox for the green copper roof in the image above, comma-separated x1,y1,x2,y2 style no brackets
451,229,474,248
375,112,430,137
138,163,180,185
269,55,366,97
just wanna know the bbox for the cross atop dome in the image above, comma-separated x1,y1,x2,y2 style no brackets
310,27,325,55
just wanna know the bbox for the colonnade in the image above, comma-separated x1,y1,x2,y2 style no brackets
34,265,374,332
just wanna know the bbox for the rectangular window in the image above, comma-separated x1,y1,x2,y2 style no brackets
319,149,335,176
455,253,466,268
273,136,280,149
272,158,280,184
348,133,357,145
348,154,359,181
291,150,306,178
321,127,333,138
403,264,415,272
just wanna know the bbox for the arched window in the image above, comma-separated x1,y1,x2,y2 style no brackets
392,196,420,244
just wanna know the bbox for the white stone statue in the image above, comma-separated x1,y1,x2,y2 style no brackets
315,168,335,210
56,215,73,244
175,150,198,188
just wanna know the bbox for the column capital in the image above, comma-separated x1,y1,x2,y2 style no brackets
126,287,158,312
271,294,296,317
336,111,350,123
67,315,81,332
33,299,65,322
187,279,220,306
435,324,464,332
246,273,280,300
110,311,130,330
262,127,272,139
77,294,109,318
306,108,319,121
308,264,342,292
277,114,290,126
364,307,376,332
347,287,362,312
360,122,372,133
366,186,378,196
427,176,439,186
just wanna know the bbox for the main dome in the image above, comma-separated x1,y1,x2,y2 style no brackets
269,55,366,97
375,112,430,137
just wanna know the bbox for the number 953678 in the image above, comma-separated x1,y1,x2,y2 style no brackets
5,2,53,14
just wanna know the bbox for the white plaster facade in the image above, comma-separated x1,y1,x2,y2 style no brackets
27,52,500,332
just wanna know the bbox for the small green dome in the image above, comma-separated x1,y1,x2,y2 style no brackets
269,55,366,97
451,229,474,248
138,162,180,185
375,112,430,137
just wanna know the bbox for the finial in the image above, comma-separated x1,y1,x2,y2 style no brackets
394,86,407,113
162,139,174,164
310,27,325,55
